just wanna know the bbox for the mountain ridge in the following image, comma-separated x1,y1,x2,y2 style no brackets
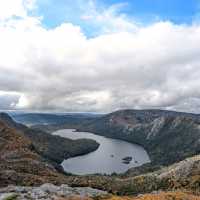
76,109,200,166
22,109,200,167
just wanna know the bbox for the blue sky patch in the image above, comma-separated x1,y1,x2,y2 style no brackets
34,0,200,35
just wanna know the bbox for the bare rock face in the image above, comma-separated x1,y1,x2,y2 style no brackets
0,183,108,200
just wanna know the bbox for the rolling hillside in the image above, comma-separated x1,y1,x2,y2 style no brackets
0,113,100,186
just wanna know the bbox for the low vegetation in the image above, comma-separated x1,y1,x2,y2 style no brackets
1,110,200,199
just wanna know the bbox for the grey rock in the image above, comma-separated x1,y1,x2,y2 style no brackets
0,193,18,200
0,184,108,200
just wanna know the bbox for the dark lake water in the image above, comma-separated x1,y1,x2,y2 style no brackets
53,129,150,175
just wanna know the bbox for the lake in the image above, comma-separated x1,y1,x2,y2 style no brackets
53,129,150,175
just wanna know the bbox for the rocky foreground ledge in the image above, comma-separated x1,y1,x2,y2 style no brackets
0,183,108,200
1,184,200,200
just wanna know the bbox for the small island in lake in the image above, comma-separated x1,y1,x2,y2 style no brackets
122,156,132,164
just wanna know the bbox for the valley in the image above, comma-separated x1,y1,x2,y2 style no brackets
1,109,200,199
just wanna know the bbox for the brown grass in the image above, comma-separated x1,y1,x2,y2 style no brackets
103,191,200,200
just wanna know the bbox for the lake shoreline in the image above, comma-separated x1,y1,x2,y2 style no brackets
53,129,150,175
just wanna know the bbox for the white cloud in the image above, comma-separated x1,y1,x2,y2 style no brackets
1,1,200,113
80,0,138,34
0,0,36,20
0,91,20,110
15,94,29,109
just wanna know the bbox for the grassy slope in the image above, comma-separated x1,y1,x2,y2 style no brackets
0,120,68,187
0,113,100,166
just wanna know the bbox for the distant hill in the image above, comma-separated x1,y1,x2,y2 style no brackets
11,112,103,126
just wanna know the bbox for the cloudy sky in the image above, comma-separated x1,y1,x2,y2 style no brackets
0,0,200,113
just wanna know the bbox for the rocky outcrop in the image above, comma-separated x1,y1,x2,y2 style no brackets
1,185,200,200
0,183,108,200
114,154,200,195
